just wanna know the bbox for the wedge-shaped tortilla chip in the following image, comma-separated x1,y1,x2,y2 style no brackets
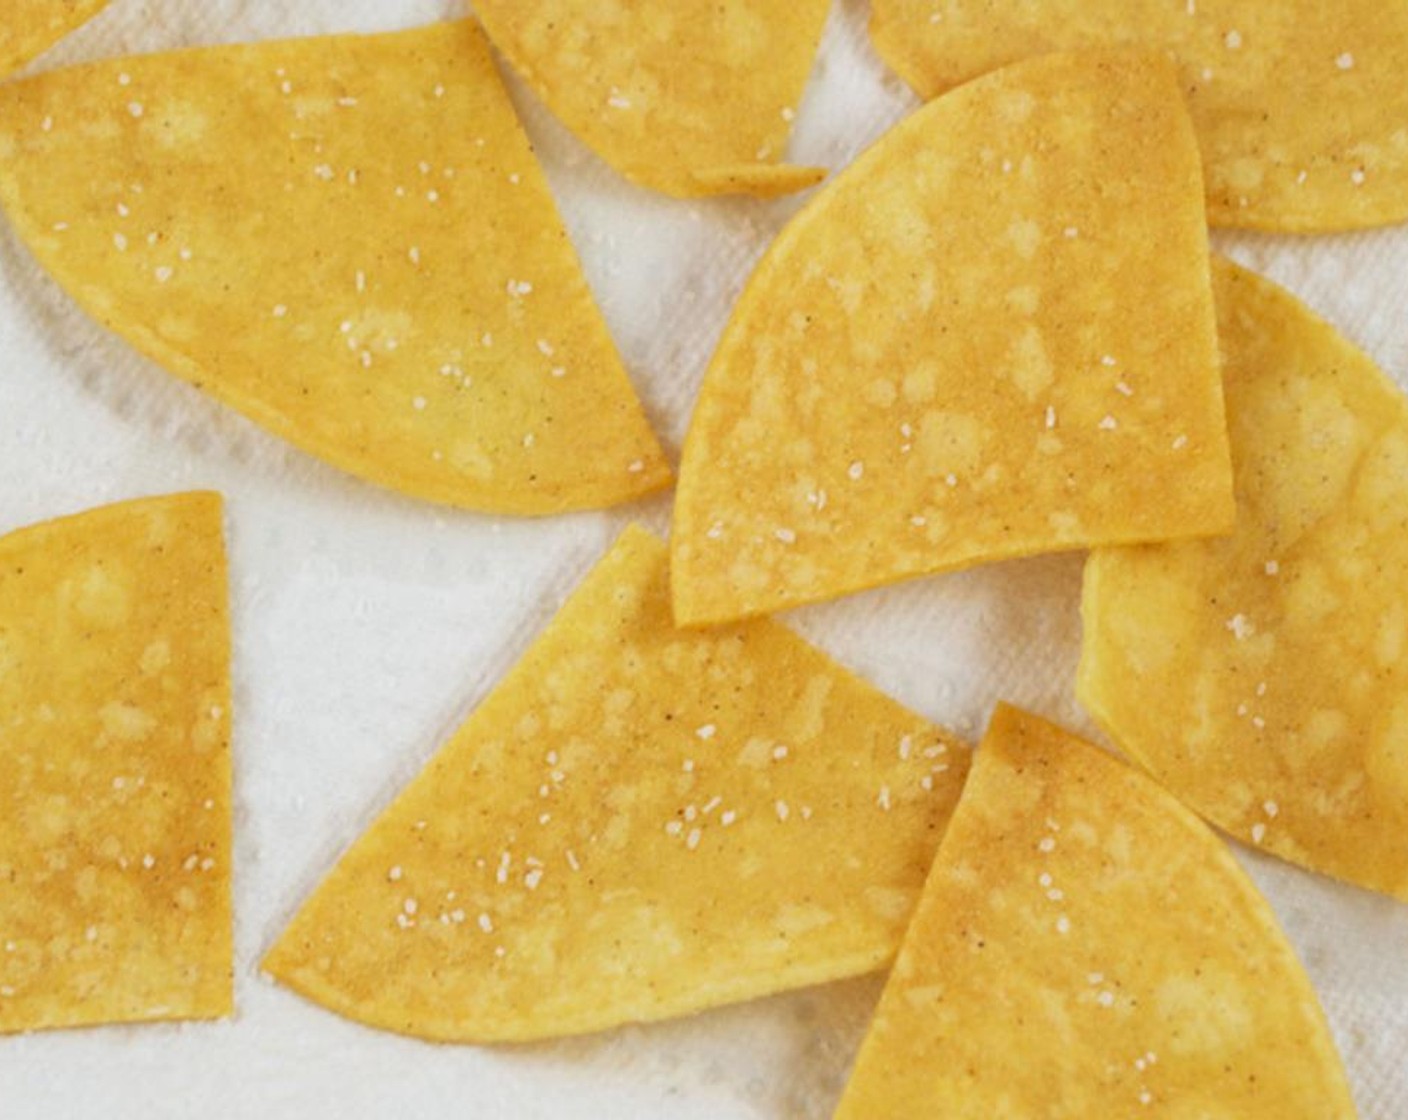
0,1,108,78
672,51,1233,625
473,0,830,198
872,1,1408,232
1080,260,1408,901
264,525,969,1041
835,704,1356,1119
0,22,669,515
0,493,232,1034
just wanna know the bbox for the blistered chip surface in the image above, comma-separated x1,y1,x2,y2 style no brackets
673,51,1232,624
835,704,1356,1119
0,493,232,1034
0,22,669,514
872,0,1408,230
1081,260,1408,900
265,526,970,1041
474,0,830,198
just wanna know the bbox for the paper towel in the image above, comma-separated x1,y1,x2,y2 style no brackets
0,0,1404,1116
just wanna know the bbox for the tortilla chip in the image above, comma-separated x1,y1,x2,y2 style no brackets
871,1,1408,232
0,1,108,79
263,525,970,1042
835,704,1356,1119
1080,260,1408,901
0,493,232,1034
473,0,830,198
671,51,1233,625
690,162,826,200
0,22,670,515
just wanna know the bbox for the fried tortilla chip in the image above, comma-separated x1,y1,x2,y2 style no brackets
0,493,232,1034
0,22,669,515
1080,260,1408,901
0,1,108,78
671,51,1233,625
871,1,1408,232
473,0,830,198
264,525,970,1042
835,704,1356,1119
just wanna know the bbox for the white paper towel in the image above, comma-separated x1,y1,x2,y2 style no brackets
0,1,1405,1117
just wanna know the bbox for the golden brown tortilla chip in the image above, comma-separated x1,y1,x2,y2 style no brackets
1080,259,1408,901
871,0,1408,232
0,1,108,79
0,22,670,515
0,493,232,1034
264,525,970,1042
671,51,1233,625
473,0,830,198
835,704,1356,1119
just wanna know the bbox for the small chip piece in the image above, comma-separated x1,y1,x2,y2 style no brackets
473,0,830,197
871,0,1408,231
672,51,1232,625
264,525,970,1042
0,22,669,514
835,704,1356,1119
0,493,232,1033
0,1,109,78
1080,259,1408,901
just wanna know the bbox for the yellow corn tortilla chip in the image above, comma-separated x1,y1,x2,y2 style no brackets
0,22,670,515
473,0,830,198
871,1,1408,232
671,51,1233,626
264,525,970,1042
1080,259,1408,902
835,704,1356,1119
0,493,232,1034
0,1,108,78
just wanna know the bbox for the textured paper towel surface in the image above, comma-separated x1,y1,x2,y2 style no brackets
0,2,1404,1117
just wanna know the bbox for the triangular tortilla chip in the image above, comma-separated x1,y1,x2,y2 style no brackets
671,51,1233,625
835,704,1356,1119
473,0,830,198
1080,259,1408,901
0,22,670,515
0,1,108,78
871,0,1408,232
264,525,970,1042
0,493,232,1034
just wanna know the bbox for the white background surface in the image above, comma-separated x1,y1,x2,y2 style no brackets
0,1,1405,1116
